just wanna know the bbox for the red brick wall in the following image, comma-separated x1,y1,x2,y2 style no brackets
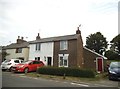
83,48,98,70
53,39,78,67
77,35,84,68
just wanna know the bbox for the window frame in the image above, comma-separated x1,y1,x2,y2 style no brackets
35,57,40,61
59,54,69,67
60,41,68,50
16,48,22,53
35,43,41,51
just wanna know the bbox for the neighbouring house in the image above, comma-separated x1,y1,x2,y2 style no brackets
0,46,2,64
2,36,29,61
29,27,107,72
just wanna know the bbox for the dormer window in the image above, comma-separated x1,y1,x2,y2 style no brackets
60,41,68,50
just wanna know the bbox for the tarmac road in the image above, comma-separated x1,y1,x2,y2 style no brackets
2,71,120,88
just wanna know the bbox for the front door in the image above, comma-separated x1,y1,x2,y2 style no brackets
96,57,103,73
47,57,52,66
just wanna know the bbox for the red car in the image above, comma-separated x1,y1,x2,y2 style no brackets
11,60,44,73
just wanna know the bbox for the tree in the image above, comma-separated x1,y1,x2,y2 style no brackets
85,32,108,55
2,51,9,61
110,34,120,54
104,50,120,60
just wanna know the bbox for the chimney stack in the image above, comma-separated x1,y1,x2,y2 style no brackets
76,27,81,34
17,36,26,44
36,33,41,40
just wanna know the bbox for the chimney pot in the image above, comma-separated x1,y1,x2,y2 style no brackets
21,37,24,40
76,27,81,34
18,36,20,39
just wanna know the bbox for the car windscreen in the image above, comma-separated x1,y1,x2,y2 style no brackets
3,60,11,63
21,60,32,64
110,62,120,68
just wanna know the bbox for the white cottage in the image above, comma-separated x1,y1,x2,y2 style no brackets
29,33,54,66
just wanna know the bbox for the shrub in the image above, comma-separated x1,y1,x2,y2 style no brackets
37,67,95,78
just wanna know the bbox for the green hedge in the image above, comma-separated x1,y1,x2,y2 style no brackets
37,67,95,78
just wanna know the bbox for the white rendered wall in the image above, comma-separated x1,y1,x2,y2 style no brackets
29,42,54,66
5,48,29,61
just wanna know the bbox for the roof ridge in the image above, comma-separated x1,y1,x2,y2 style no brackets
29,34,80,44
83,46,107,59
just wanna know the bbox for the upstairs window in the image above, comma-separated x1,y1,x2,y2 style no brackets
60,41,68,50
16,48,22,53
35,43,41,51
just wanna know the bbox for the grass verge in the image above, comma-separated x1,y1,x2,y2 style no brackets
25,72,109,83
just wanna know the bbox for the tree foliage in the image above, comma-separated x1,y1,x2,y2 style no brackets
85,32,108,55
110,34,120,54
2,51,9,61
104,50,120,60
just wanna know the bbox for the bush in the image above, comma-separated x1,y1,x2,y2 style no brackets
37,67,95,78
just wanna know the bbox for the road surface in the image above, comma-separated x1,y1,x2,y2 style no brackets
2,71,120,88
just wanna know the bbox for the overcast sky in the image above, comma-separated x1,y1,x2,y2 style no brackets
0,0,119,46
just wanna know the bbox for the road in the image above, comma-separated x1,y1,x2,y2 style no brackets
2,71,120,88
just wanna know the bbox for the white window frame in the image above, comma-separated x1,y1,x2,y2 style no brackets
35,57,40,61
59,54,69,67
35,43,41,51
60,41,68,50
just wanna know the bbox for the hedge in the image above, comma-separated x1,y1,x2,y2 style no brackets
37,67,95,78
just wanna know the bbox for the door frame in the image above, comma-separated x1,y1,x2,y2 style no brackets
96,57,104,73
47,57,52,66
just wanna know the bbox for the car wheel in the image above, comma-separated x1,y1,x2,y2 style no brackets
24,68,29,74
108,76,112,80
9,67,13,72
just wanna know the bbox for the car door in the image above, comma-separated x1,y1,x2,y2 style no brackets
27,61,34,71
30,61,38,71
36,61,44,68
32,61,43,71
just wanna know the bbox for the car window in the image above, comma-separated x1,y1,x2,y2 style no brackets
33,61,41,64
14,60,20,63
20,60,24,63
33,61,37,64
110,62,120,68
22,60,32,64
4,60,11,63
40,61,44,64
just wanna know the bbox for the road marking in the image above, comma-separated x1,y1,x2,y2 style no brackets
20,76,27,78
34,78,38,80
94,84,113,87
71,82,89,87
63,82,67,83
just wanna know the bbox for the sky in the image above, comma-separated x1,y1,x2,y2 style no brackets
0,0,119,46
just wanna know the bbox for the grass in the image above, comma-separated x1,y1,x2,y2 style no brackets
25,72,109,83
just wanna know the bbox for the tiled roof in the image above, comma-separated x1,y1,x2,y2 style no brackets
3,42,29,49
29,34,80,44
83,47,107,59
